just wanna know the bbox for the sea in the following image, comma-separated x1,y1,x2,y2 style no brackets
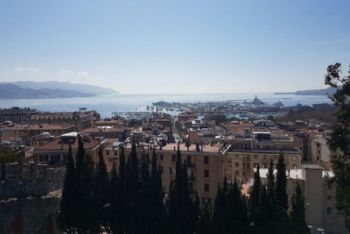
0,93,331,118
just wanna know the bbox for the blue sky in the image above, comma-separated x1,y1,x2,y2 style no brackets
0,0,349,94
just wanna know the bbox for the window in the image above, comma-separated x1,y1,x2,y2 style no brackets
187,155,192,164
169,167,173,175
235,162,239,167
160,154,163,161
172,154,176,162
204,183,209,192
51,154,60,163
114,151,118,156
204,156,209,164
39,155,48,162
235,170,239,176
189,182,193,193
327,195,332,201
204,169,209,178
160,166,163,174
106,150,110,156
327,207,332,215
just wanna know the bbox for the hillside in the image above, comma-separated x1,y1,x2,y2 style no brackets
0,84,94,99
275,87,337,96
10,81,118,95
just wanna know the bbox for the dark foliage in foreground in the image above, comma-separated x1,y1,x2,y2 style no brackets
325,63,350,232
58,139,308,233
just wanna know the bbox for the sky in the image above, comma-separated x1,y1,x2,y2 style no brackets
0,0,349,94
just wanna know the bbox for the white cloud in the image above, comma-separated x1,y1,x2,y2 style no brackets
14,67,24,71
60,69,73,73
78,71,89,77
30,67,42,72
13,66,42,72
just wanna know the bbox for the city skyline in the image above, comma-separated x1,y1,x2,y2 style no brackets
0,0,349,94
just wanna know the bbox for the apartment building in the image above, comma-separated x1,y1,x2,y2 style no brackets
30,111,100,130
310,135,332,169
104,142,227,203
223,130,302,180
0,123,75,145
32,132,105,166
258,165,347,234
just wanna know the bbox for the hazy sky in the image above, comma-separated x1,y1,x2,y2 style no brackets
0,0,349,94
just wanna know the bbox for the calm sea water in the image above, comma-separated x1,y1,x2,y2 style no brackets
0,93,331,118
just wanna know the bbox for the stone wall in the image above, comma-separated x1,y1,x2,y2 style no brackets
0,163,65,200
0,195,61,234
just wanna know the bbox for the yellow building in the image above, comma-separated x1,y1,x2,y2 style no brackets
104,140,302,202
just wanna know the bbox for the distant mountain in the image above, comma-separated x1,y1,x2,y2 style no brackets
294,87,337,95
275,87,337,96
0,84,94,99
5,81,118,96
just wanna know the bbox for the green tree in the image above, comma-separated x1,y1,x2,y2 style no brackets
265,160,278,233
325,62,350,231
266,159,276,215
212,181,227,234
265,158,292,234
125,141,139,233
168,148,197,234
149,150,166,233
57,144,77,233
229,179,249,234
250,165,261,225
196,202,213,234
212,178,248,234
276,153,288,210
110,147,126,234
93,146,110,231
75,135,95,233
110,162,122,234
291,182,310,234
136,153,153,234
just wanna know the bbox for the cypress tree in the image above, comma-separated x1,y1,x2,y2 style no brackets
136,153,153,234
291,183,310,234
212,184,226,234
256,185,269,234
75,135,85,176
250,165,261,224
230,179,249,234
110,147,126,234
125,141,139,233
75,135,95,233
197,202,213,234
74,135,85,233
266,159,291,234
265,159,277,233
212,178,228,234
276,153,288,210
267,160,275,201
57,144,77,233
93,146,110,231
168,148,196,234
150,150,166,234
110,162,122,234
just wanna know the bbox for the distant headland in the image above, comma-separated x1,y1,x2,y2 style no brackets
0,81,119,99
